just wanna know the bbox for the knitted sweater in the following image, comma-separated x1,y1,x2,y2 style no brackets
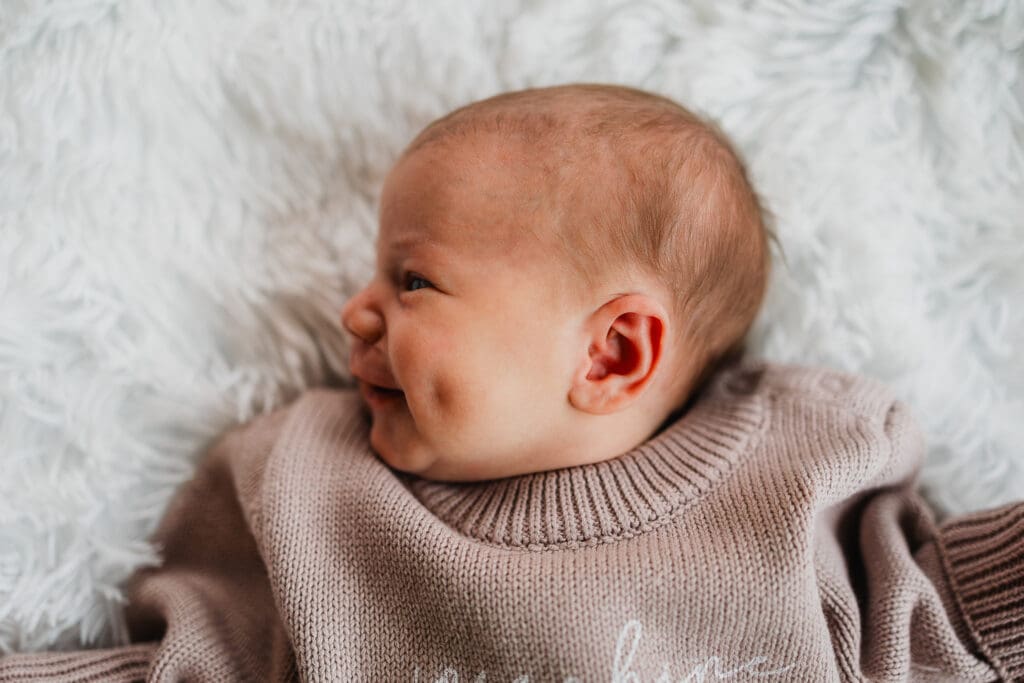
2,361,1022,682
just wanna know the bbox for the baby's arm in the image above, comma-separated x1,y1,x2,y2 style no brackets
816,400,1024,682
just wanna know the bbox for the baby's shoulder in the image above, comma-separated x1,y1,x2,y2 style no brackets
705,358,900,423
703,359,925,493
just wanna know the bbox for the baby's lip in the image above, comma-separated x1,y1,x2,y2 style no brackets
350,364,402,392
361,380,403,394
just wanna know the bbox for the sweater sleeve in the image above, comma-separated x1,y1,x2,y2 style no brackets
816,398,1024,682
0,399,297,683
897,397,1024,682
933,500,1024,681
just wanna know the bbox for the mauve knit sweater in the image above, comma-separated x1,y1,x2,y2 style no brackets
1,361,1022,682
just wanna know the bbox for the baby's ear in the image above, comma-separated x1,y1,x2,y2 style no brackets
568,293,668,415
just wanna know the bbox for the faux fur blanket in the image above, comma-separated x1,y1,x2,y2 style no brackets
1,0,1022,654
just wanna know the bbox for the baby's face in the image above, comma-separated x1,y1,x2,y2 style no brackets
342,134,596,481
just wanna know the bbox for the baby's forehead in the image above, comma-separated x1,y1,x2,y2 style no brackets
380,112,665,266
384,131,582,216
379,154,560,258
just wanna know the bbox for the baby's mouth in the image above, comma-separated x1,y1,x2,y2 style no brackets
361,381,405,406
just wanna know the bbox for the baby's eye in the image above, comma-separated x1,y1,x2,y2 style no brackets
403,272,433,292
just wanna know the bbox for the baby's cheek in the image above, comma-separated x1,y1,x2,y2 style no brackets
401,361,465,429
433,364,498,445
429,374,460,418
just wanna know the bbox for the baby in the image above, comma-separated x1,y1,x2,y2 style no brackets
341,83,769,482
3,84,1022,682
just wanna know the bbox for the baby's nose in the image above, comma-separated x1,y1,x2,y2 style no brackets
341,288,384,345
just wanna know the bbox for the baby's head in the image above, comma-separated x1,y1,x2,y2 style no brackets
342,83,770,482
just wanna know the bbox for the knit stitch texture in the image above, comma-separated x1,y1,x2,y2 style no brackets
1,360,1022,681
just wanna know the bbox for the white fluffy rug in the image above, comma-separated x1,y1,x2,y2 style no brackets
2,0,1022,654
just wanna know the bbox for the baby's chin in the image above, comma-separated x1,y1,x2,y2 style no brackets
408,456,534,483
369,431,442,479
367,424,526,482
377,447,489,483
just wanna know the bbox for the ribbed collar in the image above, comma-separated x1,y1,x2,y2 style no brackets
399,367,767,550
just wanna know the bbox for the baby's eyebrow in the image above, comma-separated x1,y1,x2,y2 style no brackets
376,236,442,275
383,229,437,252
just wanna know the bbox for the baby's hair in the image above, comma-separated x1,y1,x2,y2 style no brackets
405,84,775,406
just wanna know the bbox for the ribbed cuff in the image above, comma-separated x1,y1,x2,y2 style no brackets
0,642,154,682
936,501,1024,682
